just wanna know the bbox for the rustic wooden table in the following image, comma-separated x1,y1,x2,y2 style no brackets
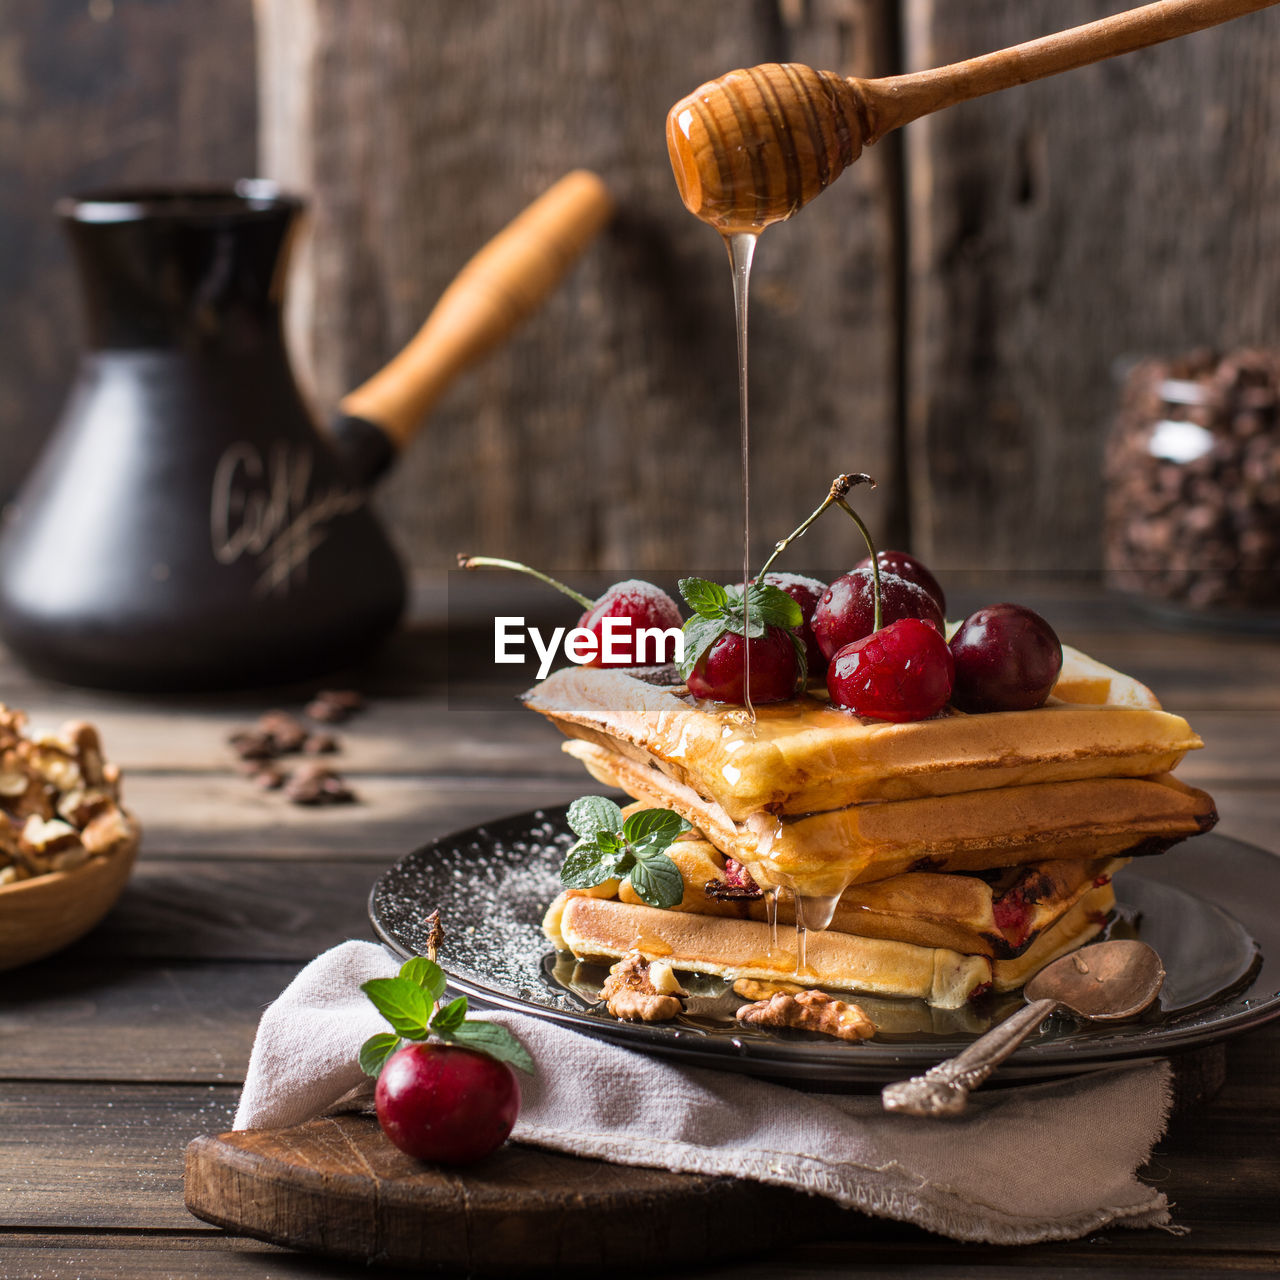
2,583,1278,1279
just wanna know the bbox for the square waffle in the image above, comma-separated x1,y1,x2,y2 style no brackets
523,644,1202,820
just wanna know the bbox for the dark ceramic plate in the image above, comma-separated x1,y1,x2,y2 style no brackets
369,807,1279,1084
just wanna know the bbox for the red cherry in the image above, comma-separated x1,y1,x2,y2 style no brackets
375,1043,521,1165
949,604,1063,712
811,568,944,661
853,550,946,615
761,572,828,677
992,884,1036,951
686,627,799,704
577,580,683,667
826,618,954,722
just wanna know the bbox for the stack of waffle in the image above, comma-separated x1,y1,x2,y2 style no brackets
526,644,1215,1008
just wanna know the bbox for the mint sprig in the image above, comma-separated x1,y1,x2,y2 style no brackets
559,795,689,909
677,577,806,689
359,955,534,1076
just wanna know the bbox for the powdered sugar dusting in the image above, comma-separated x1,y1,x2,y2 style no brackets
762,572,828,596
583,579,683,626
370,808,578,1005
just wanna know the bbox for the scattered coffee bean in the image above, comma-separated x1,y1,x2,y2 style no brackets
252,765,286,791
228,729,278,761
229,696,364,806
305,690,365,724
284,764,357,806
257,710,308,753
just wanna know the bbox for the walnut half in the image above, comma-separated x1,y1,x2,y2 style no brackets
600,950,687,1023
732,977,805,1001
736,989,876,1042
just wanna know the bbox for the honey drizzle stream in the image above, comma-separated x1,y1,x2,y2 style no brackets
724,230,834,970
725,231,758,723
764,884,780,954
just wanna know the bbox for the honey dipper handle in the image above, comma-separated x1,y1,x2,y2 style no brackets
338,170,613,452
856,0,1279,143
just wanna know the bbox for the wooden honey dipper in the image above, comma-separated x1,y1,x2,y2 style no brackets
667,0,1278,231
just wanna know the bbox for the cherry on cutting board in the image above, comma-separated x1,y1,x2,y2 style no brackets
686,626,799,703
949,603,1063,712
853,550,946,615
826,617,954,722
811,568,944,661
375,1043,521,1165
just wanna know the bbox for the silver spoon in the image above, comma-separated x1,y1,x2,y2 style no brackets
881,939,1166,1117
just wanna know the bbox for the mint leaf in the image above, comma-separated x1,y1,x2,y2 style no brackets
680,579,801,658
360,976,434,1039
720,584,762,638
431,994,468,1032
560,835,628,888
679,580,804,678
358,1031,402,1078
567,795,624,839
679,614,725,680
746,581,803,630
399,956,447,1002
561,796,692,908
679,577,731,618
623,808,690,846
443,1019,535,1074
627,849,685,909
627,852,684,908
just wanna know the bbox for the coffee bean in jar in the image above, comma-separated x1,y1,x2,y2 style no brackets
1104,348,1280,619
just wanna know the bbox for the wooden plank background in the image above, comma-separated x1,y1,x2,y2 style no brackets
0,0,257,500
2,0,1279,581
258,0,905,576
903,0,1280,571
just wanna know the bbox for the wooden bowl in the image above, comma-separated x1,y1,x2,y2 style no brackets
0,831,139,971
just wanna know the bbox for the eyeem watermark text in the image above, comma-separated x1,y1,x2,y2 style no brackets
494,616,683,679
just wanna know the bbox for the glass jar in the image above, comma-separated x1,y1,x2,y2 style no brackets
1103,349,1280,622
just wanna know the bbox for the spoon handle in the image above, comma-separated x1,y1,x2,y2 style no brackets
881,998,1058,1117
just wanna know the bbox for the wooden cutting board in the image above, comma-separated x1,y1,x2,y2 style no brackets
184,1113,856,1272
185,1047,1225,1271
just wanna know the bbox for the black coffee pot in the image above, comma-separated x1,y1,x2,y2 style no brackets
0,174,611,691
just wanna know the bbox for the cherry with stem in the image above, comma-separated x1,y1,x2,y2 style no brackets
832,495,883,635
458,554,684,668
755,472,883,637
457,554,593,609
755,472,875,581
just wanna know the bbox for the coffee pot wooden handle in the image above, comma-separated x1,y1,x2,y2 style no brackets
339,169,613,451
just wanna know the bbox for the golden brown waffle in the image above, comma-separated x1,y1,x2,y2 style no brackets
523,645,1202,820
572,738,1215,897
611,835,1128,959
545,883,1115,1010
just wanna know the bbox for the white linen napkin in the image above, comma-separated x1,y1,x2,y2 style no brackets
234,940,1176,1245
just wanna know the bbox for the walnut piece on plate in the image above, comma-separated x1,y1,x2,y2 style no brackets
736,989,876,1042
600,949,687,1022
732,977,806,1001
